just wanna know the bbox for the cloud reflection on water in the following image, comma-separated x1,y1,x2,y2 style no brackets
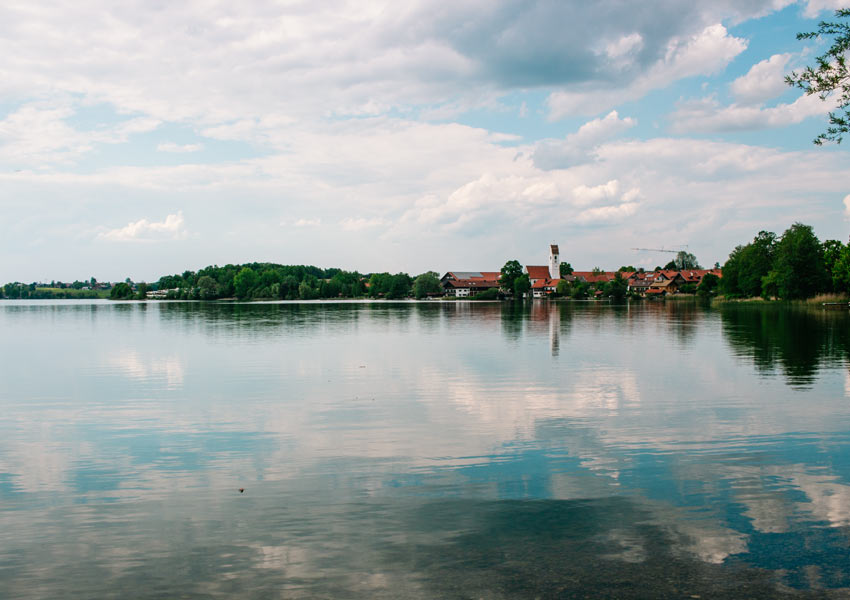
1,300,850,597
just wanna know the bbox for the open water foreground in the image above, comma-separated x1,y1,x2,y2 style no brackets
1,299,850,599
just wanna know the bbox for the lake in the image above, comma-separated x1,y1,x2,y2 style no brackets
1,299,849,598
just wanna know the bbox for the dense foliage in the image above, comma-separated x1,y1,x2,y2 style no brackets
0,283,105,299
152,263,435,300
500,260,524,295
155,263,374,300
413,272,442,299
721,223,847,299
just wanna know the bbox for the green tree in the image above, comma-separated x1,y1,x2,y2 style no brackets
786,9,850,144
772,223,828,299
281,275,299,299
604,272,627,301
832,244,850,293
513,273,531,297
675,251,700,270
736,231,776,297
822,239,845,290
233,267,258,299
472,287,500,300
413,271,441,299
500,260,523,294
110,282,134,300
761,270,781,299
197,275,219,300
298,280,317,299
571,281,589,299
697,273,720,297
319,279,342,298
387,273,412,299
559,262,573,277
663,260,677,271
555,279,571,296
135,282,149,300
367,272,391,297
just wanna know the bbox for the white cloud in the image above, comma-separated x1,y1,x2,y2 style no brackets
0,103,161,166
0,2,782,134
2,121,848,280
669,92,832,133
575,201,640,224
802,0,848,18
572,180,621,207
605,33,644,59
730,53,791,104
534,111,636,170
0,104,89,165
157,142,203,153
547,24,747,119
0,1,846,286
97,211,187,242
844,194,850,218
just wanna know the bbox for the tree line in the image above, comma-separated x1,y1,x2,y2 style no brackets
720,223,850,300
3,223,847,302
148,263,443,301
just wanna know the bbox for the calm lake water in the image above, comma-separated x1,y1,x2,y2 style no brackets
1,299,850,598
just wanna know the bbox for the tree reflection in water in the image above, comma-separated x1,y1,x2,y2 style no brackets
721,305,850,388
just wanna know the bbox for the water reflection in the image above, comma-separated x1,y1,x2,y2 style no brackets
1,300,849,598
721,304,850,388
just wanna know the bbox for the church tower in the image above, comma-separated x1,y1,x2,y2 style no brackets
549,244,560,279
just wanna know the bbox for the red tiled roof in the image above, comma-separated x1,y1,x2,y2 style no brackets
572,271,618,283
443,271,501,281
525,265,551,280
531,277,560,289
444,279,500,289
680,268,723,282
658,270,682,279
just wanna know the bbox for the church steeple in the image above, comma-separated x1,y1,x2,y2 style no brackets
549,244,560,279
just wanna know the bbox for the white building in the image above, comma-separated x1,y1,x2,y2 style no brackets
548,244,560,279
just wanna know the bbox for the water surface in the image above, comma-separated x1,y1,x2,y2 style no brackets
1,300,849,598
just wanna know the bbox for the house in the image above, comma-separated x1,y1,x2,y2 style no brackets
649,277,680,295
627,275,653,296
531,276,560,298
679,268,723,286
572,271,619,284
440,271,501,297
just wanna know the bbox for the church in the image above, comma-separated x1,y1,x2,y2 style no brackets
526,244,562,298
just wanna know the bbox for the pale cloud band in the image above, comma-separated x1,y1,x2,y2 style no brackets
97,212,187,243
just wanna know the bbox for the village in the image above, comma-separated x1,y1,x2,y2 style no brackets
441,245,723,299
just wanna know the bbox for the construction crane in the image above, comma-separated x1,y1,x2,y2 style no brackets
630,246,688,254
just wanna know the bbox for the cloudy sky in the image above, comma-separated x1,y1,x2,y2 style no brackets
1,0,849,282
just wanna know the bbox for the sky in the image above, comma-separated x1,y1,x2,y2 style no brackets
1,0,849,282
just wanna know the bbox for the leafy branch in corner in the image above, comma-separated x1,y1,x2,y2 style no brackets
785,8,850,144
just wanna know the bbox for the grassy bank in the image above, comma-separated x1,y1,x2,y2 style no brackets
33,287,109,299
712,294,849,306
